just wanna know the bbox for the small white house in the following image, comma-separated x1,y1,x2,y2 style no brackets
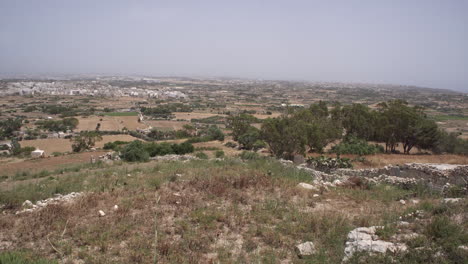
31,149,45,158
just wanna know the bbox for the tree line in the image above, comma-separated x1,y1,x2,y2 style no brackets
229,100,467,160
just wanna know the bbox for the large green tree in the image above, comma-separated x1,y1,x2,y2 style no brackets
261,116,306,160
71,131,103,152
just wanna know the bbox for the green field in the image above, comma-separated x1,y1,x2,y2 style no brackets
432,115,468,121
103,111,139,117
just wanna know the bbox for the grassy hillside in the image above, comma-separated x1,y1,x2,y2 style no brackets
0,158,467,263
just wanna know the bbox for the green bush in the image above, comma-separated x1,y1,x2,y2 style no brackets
120,141,150,162
195,152,208,159
239,151,260,160
215,150,225,158
103,140,129,151
330,136,384,155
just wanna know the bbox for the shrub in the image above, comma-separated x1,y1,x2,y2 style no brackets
224,142,237,148
215,150,225,158
195,152,208,159
120,141,150,162
239,151,260,160
330,136,384,155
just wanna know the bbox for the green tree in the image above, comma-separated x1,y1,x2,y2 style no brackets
227,114,257,141
238,126,262,150
121,140,150,162
0,118,22,139
261,116,306,160
71,131,103,152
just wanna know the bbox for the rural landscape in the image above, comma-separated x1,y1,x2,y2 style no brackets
1,1,468,264
0,76,467,263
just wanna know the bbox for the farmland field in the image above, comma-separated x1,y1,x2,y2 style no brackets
173,112,226,121
103,111,139,116
145,120,189,130
76,115,146,131
20,135,141,154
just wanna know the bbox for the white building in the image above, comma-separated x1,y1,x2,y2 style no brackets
31,149,45,158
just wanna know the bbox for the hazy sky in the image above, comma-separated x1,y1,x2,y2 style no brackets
1,1,467,91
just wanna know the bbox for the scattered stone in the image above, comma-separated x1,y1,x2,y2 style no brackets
343,226,407,262
458,245,468,251
313,194,320,197
297,183,319,191
16,192,83,214
411,199,420,204
295,241,316,257
396,221,410,227
99,210,106,217
443,198,463,203
399,200,406,205
22,200,33,208
113,205,119,211
150,154,198,162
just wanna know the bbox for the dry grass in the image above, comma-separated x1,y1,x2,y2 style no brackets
0,151,106,177
21,138,73,153
1,158,447,263
357,154,468,168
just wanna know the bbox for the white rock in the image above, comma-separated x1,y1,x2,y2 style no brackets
397,221,410,227
399,200,406,205
458,245,468,251
22,200,33,207
443,198,463,203
295,241,316,257
313,194,320,197
411,199,420,204
333,179,343,185
347,230,373,242
98,210,106,217
113,205,119,211
297,183,319,191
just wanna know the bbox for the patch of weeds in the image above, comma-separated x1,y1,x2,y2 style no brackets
239,151,259,160
0,251,57,264
190,207,224,229
215,150,224,158
146,176,164,190
194,152,208,159
375,224,397,240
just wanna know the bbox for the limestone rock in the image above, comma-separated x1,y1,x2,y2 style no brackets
295,241,316,257
297,183,319,191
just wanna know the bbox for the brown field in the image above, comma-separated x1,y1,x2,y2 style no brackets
253,113,281,119
360,153,468,168
173,112,225,120
95,135,141,148
308,153,468,169
21,138,73,153
145,120,189,130
20,135,141,154
76,116,147,131
0,151,106,176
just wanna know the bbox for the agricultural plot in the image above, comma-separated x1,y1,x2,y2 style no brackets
20,135,141,155
144,120,189,131
76,115,147,131
173,112,225,121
